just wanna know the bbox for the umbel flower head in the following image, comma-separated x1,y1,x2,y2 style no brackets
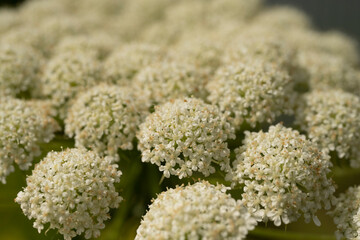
65,84,149,161
41,51,102,119
297,51,360,96
0,43,41,97
134,61,206,104
15,148,122,240
135,181,257,240
54,34,116,60
206,60,294,130
329,185,360,240
227,124,335,226
137,97,235,179
104,43,164,85
296,90,360,167
0,98,59,184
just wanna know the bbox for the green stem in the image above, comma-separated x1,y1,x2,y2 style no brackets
248,227,336,240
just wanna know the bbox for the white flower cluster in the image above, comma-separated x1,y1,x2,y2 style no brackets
172,36,224,78
297,51,360,96
296,90,360,167
0,98,59,184
104,43,164,85
136,181,257,240
227,124,335,226
15,148,122,240
252,6,312,30
54,34,116,60
41,52,102,119
329,186,360,240
65,84,149,161
0,44,41,97
137,97,235,178
134,61,206,104
207,60,294,130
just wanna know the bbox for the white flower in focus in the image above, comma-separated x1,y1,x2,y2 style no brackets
227,124,335,226
41,52,102,119
135,181,257,240
296,90,360,167
15,148,122,240
207,60,294,130
65,84,149,161
329,186,360,240
0,98,59,184
137,97,235,178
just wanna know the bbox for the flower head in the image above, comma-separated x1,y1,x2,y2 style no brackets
65,84,149,161
41,52,102,119
227,124,335,226
134,61,206,104
104,43,164,85
329,186,360,240
136,181,257,240
296,90,360,167
0,44,41,97
15,148,122,240
0,98,59,184
137,97,235,178
54,34,116,60
207,60,294,129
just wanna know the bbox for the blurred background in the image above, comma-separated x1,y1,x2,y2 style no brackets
1,0,360,43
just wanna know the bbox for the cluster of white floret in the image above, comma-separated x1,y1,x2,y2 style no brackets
0,0,359,239
227,124,335,226
15,148,122,240
135,181,257,240
137,97,235,178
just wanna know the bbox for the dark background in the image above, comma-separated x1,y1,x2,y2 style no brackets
1,0,360,43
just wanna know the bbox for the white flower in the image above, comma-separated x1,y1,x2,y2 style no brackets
0,44,41,97
297,51,360,96
295,90,360,167
227,124,335,226
41,52,102,119
135,181,257,240
253,6,312,30
207,60,295,130
134,61,206,104
103,43,165,85
0,98,59,184
65,84,149,161
15,148,122,240
329,186,360,240
137,97,235,179
54,34,116,60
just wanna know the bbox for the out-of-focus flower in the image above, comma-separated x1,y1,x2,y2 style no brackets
207,60,294,130
0,44,42,97
0,98,59,184
103,43,165,85
134,61,206,104
41,52,102,119
296,90,360,167
329,186,360,240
